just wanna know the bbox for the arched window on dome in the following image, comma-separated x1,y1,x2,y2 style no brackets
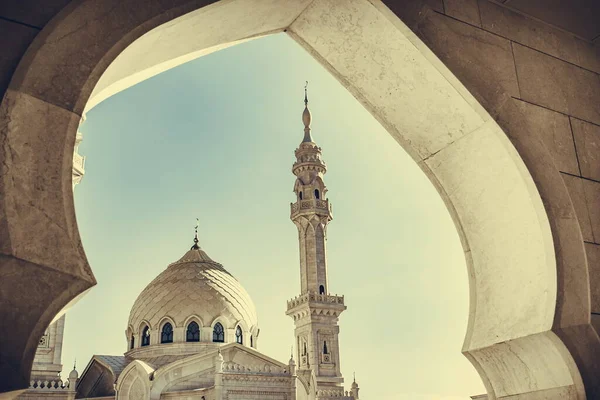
186,321,200,342
130,334,135,350
161,323,173,344
141,326,150,347
250,335,253,347
314,189,320,199
235,326,243,345
213,322,225,343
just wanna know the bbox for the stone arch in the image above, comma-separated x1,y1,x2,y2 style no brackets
149,353,216,400
157,316,176,330
0,0,595,398
115,360,153,400
209,315,231,330
182,315,203,342
137,320,152,335
126,325,135,350
158,316,176,344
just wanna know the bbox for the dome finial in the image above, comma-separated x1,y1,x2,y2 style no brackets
302,81,313,143
191,218,200,250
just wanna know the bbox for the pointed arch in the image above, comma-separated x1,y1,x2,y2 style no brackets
185,321,200,342
141,325,151,347
212,322,225,343
183,314,204,329
160,323,173,344
138,320,152,335
235,325,243,345
115,360,154,400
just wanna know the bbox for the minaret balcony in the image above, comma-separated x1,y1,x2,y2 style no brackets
286,292,346,314
290,199,332,219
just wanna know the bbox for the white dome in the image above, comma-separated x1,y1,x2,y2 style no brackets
127,246,258,341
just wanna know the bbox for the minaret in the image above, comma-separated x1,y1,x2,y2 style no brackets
286,83,347,398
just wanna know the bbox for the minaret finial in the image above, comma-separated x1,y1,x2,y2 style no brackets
302,81,313,142
353,372,356,383
304,81,309,106
191,218,200,250
74,359,76,370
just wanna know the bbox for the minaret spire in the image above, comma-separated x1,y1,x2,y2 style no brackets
302,81,313,143
191,218,200,250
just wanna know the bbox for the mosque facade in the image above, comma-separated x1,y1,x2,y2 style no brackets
20,91,361,400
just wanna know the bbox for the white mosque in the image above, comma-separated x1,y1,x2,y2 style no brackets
19,88,361,400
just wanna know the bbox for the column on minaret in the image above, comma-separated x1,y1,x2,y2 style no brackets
286,83,348,397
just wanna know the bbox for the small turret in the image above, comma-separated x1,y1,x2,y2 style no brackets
289,346,297,375
350,373,360,399
68,360,79,388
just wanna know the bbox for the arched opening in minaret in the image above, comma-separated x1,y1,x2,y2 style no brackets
314,189,320,199
319,285,325,295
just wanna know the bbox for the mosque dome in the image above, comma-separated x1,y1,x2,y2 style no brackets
126,241,258,354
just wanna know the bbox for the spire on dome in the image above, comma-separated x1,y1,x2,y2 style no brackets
302,81,313,143
191,218,200,250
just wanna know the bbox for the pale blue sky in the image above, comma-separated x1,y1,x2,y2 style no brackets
66,33,485,400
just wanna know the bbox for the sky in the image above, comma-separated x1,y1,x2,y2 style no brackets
64,33,485,399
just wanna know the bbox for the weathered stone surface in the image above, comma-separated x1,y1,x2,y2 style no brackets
586,243,600,313
0,89,95,392
561,174,594,242
479,0,579,66
290,0,486,161
86,0,314,111
9,0,219,114
572,118,600,181
443,0,481,26
415,9,519,113
0,0,71,28
514,100,578,175
583,179,600,243
505,0,600,41
0,20,38,103
466,331,580,398
424,121,556,350
495,98,590,329
0,254,92,393
575,38,600,74
513,43,600,125
0,90,92,279
381,0,443,30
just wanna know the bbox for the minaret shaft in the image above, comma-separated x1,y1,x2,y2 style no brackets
286,88,348,398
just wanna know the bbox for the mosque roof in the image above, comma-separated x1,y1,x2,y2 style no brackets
127,245,258,336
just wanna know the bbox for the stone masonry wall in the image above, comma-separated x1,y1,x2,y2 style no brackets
383,0,600,396
392,0,600,321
